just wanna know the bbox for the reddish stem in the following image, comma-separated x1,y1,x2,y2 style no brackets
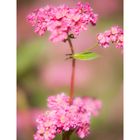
67,37,75,105
69,59,75,104
62,133,70,140
62,130,73,140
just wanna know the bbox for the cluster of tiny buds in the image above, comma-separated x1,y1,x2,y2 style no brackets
34,93,102,140
97,26,123,48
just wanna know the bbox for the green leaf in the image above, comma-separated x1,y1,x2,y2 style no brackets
73,52,100,61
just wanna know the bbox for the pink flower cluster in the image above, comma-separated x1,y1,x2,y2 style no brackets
97,26,123,48
34,93,102,140
27,2,98,42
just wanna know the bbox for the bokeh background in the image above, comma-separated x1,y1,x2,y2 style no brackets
17,0,123,140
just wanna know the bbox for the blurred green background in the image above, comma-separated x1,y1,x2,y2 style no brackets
17,0,123,140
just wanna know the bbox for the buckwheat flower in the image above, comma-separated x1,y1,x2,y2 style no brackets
97,33,110,48
27,2,98,42
97,26,123,48
34,93,102,140
34,113,57,140
83,97,102,117
76,123,90,138
47,93,70,110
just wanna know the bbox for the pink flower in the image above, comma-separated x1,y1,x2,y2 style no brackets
47,93,69,110
97,26,123,48
27,2,98,42
34,93,102,140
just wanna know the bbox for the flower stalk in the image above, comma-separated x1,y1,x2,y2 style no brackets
62,130,73,140
67,36,76,105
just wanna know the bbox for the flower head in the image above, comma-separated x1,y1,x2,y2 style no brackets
27,2,98,42
34,93,102,140
97,26,123,48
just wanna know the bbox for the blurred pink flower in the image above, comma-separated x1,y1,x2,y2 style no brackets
94,0,121,17
34,93,102,140
40,62,92,88
17,109,44,130
27,2,98,42
97,26,123,48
